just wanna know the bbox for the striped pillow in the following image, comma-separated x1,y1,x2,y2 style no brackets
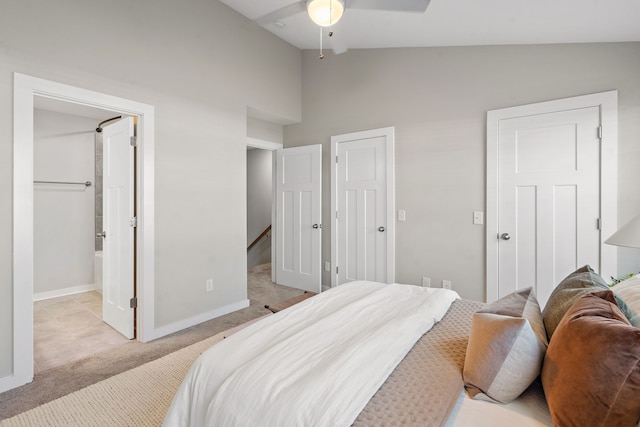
463,287,547,403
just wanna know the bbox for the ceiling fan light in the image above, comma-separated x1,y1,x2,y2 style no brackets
307,0,345,27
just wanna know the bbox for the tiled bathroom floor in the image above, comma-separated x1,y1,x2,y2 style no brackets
33,291,130,373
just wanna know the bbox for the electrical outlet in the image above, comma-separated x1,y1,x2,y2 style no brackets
206,279,214,292
422,277,431,287
398,210,406,222
442,280,452,290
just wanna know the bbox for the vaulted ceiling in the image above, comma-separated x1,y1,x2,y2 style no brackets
220,0,640,54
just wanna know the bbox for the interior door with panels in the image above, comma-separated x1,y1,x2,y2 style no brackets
274,145,322,293
332,127,395,287
487,92,618,308
497,107,601,306
102,117,135,339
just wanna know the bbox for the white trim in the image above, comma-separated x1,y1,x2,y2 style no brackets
247,137,283,151
33,284,98,302
5,73,156,393
146,299,250,341
486,90,618,303
330,126,396,287
272,150,277,285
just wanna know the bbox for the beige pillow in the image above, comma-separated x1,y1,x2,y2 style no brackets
613,275,640,327
463,287,547,403
613,274,640,313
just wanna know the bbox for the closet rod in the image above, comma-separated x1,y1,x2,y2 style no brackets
34,180,92,187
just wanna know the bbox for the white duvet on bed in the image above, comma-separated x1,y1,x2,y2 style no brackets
163,281,459,427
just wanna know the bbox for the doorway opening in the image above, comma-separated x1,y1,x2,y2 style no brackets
32,102,134,372
7,73,155,393
246,138,301,306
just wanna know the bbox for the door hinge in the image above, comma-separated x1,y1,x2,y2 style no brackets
130,136,137,147
130,297,137,309
597,218,601,230
130,217,138,228
335,211,339,219
597,126,602,140
336,266,339,274
335,155,338,163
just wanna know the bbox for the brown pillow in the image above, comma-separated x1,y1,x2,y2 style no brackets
541,291,640,427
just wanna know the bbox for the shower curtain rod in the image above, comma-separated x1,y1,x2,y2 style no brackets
34,180,92,187
96,115,122,132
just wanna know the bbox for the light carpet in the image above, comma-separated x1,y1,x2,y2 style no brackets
0,263,304,419
0,320,259,427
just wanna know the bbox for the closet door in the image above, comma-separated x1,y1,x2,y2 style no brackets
102,117,135,339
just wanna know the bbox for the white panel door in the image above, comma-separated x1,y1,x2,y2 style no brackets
497,107,601,306
336,136,389,285
102,117,135,339
274,145,322,293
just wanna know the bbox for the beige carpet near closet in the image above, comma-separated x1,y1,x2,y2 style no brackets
0,263,304,420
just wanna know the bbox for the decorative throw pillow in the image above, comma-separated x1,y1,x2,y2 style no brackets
542,265,637,340
613,274,640,315
541,291,640,427
463,287,547,403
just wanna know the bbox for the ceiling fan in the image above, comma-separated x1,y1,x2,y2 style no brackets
255,0,431,57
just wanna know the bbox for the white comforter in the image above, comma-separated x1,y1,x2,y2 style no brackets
163,281,459,427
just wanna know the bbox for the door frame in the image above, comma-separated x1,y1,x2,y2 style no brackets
486,91,618,303
7,73,155,392
330,126,396,287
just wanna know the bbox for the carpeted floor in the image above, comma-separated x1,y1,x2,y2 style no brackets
0,327,233,426
0,263,304,420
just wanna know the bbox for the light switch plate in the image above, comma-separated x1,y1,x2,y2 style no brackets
473,211,484,225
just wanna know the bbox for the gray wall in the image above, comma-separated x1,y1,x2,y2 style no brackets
284,43,640,301
0,0,300,381
33,110,96,295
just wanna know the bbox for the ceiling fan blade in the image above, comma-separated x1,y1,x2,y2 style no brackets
347,0,430,13
329,31,348,55
255,1,306,26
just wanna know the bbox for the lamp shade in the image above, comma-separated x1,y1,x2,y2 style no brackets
605,214,640,249
307,0,345,27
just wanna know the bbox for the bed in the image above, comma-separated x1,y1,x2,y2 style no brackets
163,268,640,427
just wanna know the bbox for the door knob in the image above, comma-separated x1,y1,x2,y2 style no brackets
378,226,385,232
312,224,321,229
97,231,106,238
500,233,511,240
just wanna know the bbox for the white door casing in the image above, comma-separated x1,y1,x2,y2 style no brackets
331,127,395,287
273,145,322,293
487,91,618,306
102,117,135,339
9,73,155,393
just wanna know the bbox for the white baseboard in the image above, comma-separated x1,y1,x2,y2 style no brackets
144,299,250,342
33,284,98,302
0,370,32,394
